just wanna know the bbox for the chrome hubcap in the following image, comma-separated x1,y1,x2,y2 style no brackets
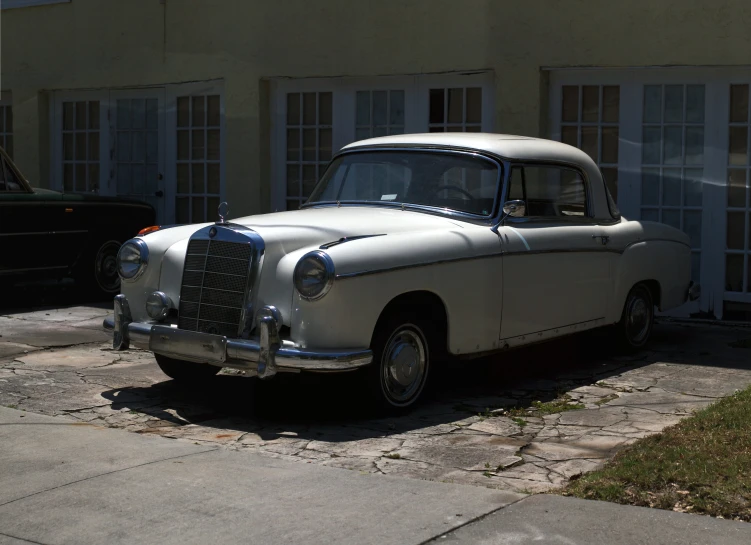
96,242,121,292
381,326,427,405
626,295,651,344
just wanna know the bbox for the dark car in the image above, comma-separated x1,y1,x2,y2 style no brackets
0,146,155,296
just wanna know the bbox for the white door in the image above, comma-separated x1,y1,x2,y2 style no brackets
109,90,166,222
499,163,610,341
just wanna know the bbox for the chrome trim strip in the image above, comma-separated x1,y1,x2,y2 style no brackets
0,265,69,274
319,234,386,249
336,252,504,279
0,230,88,237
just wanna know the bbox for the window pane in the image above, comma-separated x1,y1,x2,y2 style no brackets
302,164,317,198
390,91,405,125
727,212,746,249
191,163,205,194
685,127,704,165
192,197,205,223
602,167,618,202
641,208,659,222
319,92,332,125
728,169,747,208
191,129,204,159
63,133,74,161
131,99,146,130
686,85,705,123
582,86,599,122
683,210,702,248
131,132,145,162
581,127,598,161
662,169,682,206
88,132,100,162
643,86,662,123
730,85,749,123
642,127,661,164
191,96,205,127
663,127,683,165
729,127,748,166
63,163,74,191
177,97,190,127
523,165,587,218
429,89,444,124
88,101,100,129
75,102,87,130
63,102,74,130
691,252,701,283
143,99,157,130
146,131,158,163
75,133,86,161
684,169,703,207
287,93,300,125
176,197,189,223
662,209,680,230
373,91,387,126
177,164,189,193
207,129,220,161
726,254,744,292
302,128,316,161
207,163,220,194
356,91,370,126
177,130,189,160
286,164,299,198
131,164,145,194
355,127,370,140
562,86,579,123
601,127,619,163
319,128,332,161
75,163,87,192
117,132,130,162
641,168,660,205
207,197,219,221
602,86,619,123
561,126,578,148
466,88,481,124
287,128,300,161
664,85,684,123
303,93,316,125
207,95,221,126
447,88,463,124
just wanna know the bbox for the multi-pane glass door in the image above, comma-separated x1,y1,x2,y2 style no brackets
111,91,165,222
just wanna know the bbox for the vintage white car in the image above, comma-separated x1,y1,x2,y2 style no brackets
104,133,699,410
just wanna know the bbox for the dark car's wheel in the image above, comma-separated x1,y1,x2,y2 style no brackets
362,309,445,413
75,239,122,297
155,354,221,382
614,283,655,351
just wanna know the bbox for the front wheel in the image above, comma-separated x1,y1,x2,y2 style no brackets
155,354,220,383
614,283,655,351
75,239,122,298
362,311,444,412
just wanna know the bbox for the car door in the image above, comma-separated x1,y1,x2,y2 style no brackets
499,164,610,341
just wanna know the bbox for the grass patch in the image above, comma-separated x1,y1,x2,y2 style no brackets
511,417,528,428
561,385,751,521
508,394,585,418
384,453,401,460
594,393,620,406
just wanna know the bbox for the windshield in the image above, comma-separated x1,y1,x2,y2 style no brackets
306,150,501,217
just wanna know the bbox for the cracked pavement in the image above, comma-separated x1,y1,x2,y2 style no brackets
2,295,751,495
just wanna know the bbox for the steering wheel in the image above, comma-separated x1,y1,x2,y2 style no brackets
432,185,475,200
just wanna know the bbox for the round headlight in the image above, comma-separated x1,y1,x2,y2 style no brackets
116,239,149,281
294,251,335,300
146,291,172,320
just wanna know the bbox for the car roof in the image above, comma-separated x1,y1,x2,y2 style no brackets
341,133,597,168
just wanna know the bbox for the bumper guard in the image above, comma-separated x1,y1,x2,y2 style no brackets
103,295,373,378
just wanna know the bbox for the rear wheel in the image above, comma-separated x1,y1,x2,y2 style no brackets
362,310,445,412
155,353,220,382
615,283,654,351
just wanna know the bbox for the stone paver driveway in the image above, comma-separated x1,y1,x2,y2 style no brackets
1,300,750,494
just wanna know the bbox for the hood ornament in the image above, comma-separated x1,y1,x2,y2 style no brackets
217,201,229,224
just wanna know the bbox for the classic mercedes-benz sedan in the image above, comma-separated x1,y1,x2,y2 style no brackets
104,133,699,410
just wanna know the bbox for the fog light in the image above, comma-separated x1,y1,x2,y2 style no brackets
146,291,171,320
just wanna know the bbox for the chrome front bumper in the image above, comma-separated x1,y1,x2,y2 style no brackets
103,294,373,379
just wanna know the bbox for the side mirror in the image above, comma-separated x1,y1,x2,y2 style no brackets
502,200,526,218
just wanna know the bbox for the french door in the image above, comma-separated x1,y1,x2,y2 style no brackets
550,68,751,319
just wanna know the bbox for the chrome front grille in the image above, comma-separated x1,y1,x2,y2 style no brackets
177,238,252,337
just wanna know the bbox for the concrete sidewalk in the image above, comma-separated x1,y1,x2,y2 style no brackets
0,407,521,545
2,407,751,545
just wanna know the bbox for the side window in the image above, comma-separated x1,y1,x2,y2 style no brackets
509,164,589,218
507,166,524,201
1,158,23,192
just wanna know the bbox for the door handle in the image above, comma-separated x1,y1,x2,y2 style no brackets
154,190,164,197
592,234,610,245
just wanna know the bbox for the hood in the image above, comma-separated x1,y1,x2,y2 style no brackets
230,205,471,254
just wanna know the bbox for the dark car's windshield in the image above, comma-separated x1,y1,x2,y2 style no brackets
305,150,501,217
